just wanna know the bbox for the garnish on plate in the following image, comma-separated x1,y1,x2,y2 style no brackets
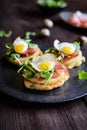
0,30,12,38
78,70,87,80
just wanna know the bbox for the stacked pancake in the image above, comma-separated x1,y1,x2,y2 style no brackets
18,53,69,90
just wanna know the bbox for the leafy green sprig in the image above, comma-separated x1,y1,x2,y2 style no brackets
23,32,38,48
0,30,12,38
78,70,87,80
45,47,60,57
39,70,54,84
73,41,80,51
18,59,35,78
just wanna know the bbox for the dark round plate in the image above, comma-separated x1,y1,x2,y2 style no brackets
0,44,87,103
59,11,87,29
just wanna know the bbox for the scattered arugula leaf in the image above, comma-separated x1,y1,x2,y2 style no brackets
73,41,80,51
5,43,13,49
23,32,37,48
39,70,53,84
4,43,14,57
0,30,12,38
23,68,35,78
24,64,36,74
24,32,36,40
4,51,12,57
10,53,20,60
18,58,36,78
39,70,52,79
45,47,59,56
78,70,87,80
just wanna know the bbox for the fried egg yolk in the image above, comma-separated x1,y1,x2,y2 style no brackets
61,46,75,55
39,61,51,71
13,37,28,54
54,40,76,55
31,54,55,72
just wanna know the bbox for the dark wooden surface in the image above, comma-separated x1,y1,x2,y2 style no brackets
0,0,87,130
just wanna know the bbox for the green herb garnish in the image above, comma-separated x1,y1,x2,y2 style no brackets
5,43,13,49
39,70,53,79
45,47,60,57
23,32,38,48
24,32,36,41
10,53,20,60
18,58,36,78
73,41,80,51
78,70,87,80
0,30,12,38
39,70,53,84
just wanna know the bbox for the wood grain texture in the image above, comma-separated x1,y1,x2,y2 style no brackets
0,92,87,130
0,0,87,130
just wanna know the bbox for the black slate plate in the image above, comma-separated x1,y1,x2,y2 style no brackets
59,11,87,29
0,44,87,103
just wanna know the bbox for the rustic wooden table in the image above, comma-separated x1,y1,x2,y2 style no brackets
0,0,87,130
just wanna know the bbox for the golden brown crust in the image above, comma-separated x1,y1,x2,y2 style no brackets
7,48,43,65
24,70,69,91
63,51,85,69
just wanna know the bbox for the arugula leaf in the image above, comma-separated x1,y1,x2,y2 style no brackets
18,60,36,78
39,70,53,84
23,32,37,48
73,41,80,51
5,43,13,49
78,70,87,80
39,70,53,79
23,69,35,78
24,64,36,74
4,43,14,57
45,47,59,54
24,32,36,40
11,53,20,60
4,51,12,56
10,53,22,65
0,30,12,38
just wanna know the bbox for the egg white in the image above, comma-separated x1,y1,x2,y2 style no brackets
54,40,76,55
31,54,55,72
13,37,28,54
